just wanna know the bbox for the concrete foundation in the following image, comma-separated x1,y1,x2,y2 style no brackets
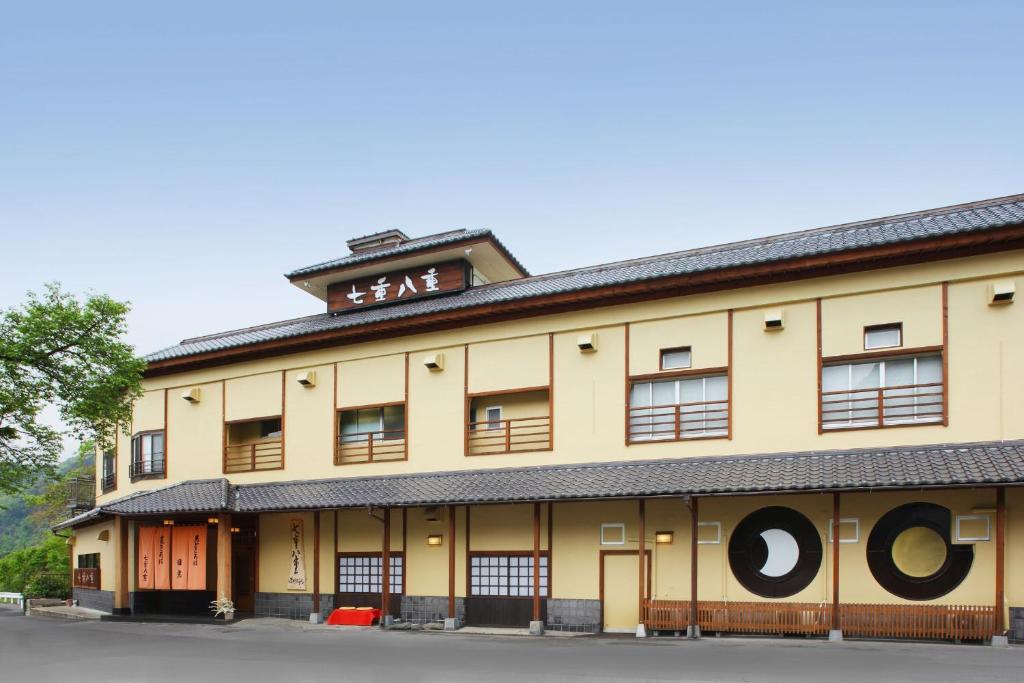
529,620,545,636
444,617,460,631
829,629,844,642
687,624,701,639
990,635,1009,648
636,623,647,638
309,612,323,624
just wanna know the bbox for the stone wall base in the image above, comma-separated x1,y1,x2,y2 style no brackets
545,598,601,633
72,588,113,614
401,595,465,625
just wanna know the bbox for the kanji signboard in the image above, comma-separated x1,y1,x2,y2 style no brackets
327,260,469,312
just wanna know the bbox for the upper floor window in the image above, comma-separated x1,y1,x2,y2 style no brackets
336,403,406,465
101,450,116,493
466,389,551,456
660,347,692,370
864,323,902,350
821,354,943,429
224,417,283,473
130,431,165,481
629,374,728,442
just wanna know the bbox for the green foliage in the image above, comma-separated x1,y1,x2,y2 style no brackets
0,534,69,596
0,283,144,495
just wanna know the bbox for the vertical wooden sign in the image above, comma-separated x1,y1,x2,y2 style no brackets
137,527,156,590
287,518,307,591
155,528,171,590
171,526,191,590
186,527,208,590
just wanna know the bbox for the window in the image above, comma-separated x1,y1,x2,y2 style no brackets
224,417,283,473
821,354,943,428
600,523,625,545
469,554,548,597
660,347,692,370
101,450,116,493
336,404,407,464
130,431,165,480
337,554,403,594
629,374,728,441
864,323,902,350
484,406,503,431
77,553,100,569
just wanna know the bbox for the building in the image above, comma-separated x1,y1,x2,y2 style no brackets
58,194,1024,643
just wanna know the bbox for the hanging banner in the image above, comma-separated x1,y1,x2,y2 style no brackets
185,526,207,590
287,518,307,591
154,528,171,590
171,526,191,590
137,527,156,590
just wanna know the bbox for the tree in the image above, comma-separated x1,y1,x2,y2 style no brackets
0,284,144,495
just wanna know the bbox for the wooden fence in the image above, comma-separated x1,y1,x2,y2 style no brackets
642,600,997,641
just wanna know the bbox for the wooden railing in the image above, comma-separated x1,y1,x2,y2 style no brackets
466,416,551,455
224,438,284,473
840,603,996,640
129,458,165,480
641,600,997,641
821,381,944,429
628,400,728,442
73,567,100,590
335,430,406,465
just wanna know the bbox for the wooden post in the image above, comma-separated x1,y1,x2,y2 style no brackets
113,517,129,614
996,487,1006,635
216,513,232,602
312,510,321,618
448,505,456,619
689,497,698,637
638,498,645,630
832,492,841,633
532,502,541,622
381,507,391,621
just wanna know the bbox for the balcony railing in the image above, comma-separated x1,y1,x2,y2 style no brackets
65,477,95,513
466,416,551,455
129,458,166,481
335,430,407,465
224,438,284,473
628,400,729,442
73,567,101,590
821,381,944,429
101,471,116,493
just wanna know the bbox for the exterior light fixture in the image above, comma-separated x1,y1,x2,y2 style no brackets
231,527,241,533
162,519,175,526
207,517,219,524
426,534,443,547
655,531,674,544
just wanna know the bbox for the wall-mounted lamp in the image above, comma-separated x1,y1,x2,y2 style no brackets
426,534,443,547
207,517,219,524
654,531,674,545
162,519,175,526
423,353,445,371
296,370,317,387
763,309,784,331
231,527,241,533
576,333,598,353
181,387,202,403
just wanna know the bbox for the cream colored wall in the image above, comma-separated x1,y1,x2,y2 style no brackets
821,285,943,356
337,354,406,408
225,372,282,421
133,390,165,432
405,506,449,596
167,380,223,482
468,504,548,552
336,508,402,553
73,520,116,592
259,512,314,594
467,335,550,393
107,250,1023,496
629,312,728,374
551,500,641,600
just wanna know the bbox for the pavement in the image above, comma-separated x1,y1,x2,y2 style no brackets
2,603,1021,683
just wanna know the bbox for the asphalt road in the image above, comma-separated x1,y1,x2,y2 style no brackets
2,605,1021,683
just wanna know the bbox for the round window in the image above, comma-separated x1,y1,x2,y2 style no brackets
728,507,822,598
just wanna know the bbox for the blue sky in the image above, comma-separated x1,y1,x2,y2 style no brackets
1,2,1022,455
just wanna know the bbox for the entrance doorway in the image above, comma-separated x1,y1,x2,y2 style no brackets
231,518,258,613
600,550,650,633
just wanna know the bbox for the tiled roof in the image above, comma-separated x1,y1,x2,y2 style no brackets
146,194,1024,363
285,228,527,278
56,441,1024,528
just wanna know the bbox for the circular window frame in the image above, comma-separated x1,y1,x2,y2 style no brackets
866,502,974,601
728,506,823,599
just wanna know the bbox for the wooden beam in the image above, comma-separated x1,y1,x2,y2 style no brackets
690,497,698,633
312,510,321,616
533,502,541,622
216,513,232,601
114,517,129,613
448,505,456,619
381,507,391,620
996,487,1006,635
832,492,841,631
638,499,646,627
